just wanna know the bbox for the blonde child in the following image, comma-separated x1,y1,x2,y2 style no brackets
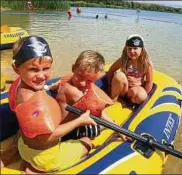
49,50,114,140
5,36,96,173
107,34,153,104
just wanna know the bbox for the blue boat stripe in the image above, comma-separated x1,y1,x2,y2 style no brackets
78,143,134,174
163,87,182,95
151,95,179,109
46,77,60,85
99,152,138,174
0,92,8,100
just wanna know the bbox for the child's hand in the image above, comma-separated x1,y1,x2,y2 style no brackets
79,110,97,126
118,134,133,142
127,76,142,87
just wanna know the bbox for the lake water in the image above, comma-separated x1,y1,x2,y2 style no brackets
1,7,182,83
1,7,182,173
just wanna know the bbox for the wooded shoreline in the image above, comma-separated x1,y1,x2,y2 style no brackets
1,0,182,14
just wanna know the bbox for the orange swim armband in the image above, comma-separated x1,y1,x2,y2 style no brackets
15,91,62,138
74,83,114,117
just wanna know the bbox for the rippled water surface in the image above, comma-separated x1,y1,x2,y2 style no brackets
1,7,182,83
1,7,182,173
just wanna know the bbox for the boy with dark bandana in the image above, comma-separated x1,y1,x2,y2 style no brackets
2,36,96,173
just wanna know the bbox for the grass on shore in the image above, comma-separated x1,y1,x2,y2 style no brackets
1,6,11,12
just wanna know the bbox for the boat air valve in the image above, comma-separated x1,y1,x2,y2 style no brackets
133,134,155,158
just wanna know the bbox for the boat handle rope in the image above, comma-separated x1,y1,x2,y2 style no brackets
65,105,182,159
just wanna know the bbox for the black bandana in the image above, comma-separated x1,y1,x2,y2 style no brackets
13,36,52,66
125,36,144,48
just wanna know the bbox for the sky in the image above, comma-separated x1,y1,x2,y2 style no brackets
136,1,182,8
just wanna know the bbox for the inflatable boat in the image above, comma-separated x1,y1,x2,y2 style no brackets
0,25,29,50
1,68,182,174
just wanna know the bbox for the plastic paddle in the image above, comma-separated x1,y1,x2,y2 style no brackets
65,105,182,159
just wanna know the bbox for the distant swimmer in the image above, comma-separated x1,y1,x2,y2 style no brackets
76,6,81,13
27,0,33,10
96,15,99,19
104,14,108,19
67,7,72,18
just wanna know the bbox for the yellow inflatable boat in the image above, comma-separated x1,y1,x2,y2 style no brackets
1,69,182,174
0,25,29,50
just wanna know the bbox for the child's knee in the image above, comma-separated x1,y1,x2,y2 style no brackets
112,72,127,84
138,90,147,103
128,87,147,104
128,87,136,98
111,72,128,98
135,89,147,104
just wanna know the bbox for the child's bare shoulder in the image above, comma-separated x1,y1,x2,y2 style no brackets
62,83,83,103
17,88,35,105
57,83,78,102
66,83,82,97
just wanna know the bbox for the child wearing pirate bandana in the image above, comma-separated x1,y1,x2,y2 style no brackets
107,34,153,104
2,36,97,173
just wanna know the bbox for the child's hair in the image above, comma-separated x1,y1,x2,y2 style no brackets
12,36,53,67
74,50,105,73
121,34,150,74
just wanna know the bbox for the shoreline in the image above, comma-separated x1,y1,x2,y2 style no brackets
1,7,11,12
1,0,182,14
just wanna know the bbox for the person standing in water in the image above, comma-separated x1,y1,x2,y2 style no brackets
27,0,33,10
76,5,81,13
67,7,73,19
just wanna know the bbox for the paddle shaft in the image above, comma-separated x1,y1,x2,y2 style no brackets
66,105,182,159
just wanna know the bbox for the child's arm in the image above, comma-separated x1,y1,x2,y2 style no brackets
107,58,122,85
145,64,153,93
56,84,83,119
66,84,83,103
48,110,96,142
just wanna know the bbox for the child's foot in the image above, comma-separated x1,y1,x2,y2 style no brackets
20,161,46,174
115,133,133,143
1,145,19,166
